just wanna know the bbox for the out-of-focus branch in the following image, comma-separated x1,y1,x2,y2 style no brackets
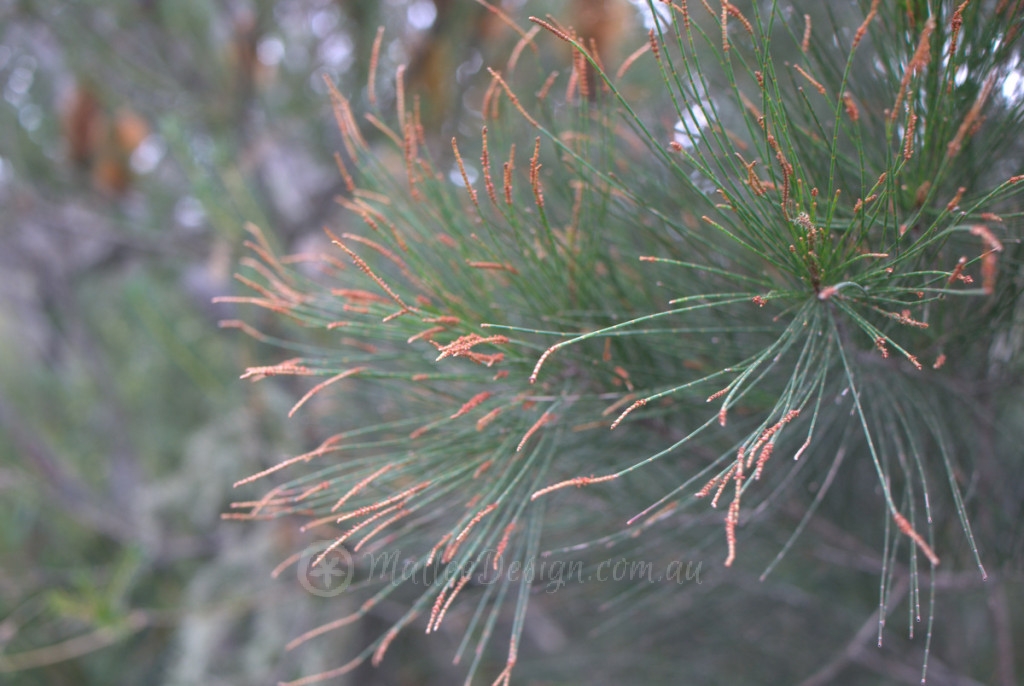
854,650,987,686
0,609,153,673
988,580,1017,686
797,577,909,686
0,393,133,542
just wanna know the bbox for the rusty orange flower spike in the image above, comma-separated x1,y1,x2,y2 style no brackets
947,72,996,159
288,367,367,417
333,151,356,193
842,92,860,122
329,464,392,512
874,337,889,359
896,113,914,161
473,0,537,48
648,28,661,64
434,334,509,361
218,319,268,342
893,511,940,566
724,493,740,566
506,25,540,76
529,343,561,383
481,126,498,206
574,41,591,101
234,434,344,489
724,3,754,36
517,410,554,451
322,75,367,156
970,224,1003,294
450,391,492,419
949,1,969,58
373,610,418,666
403,121,420,200
425,534,451,567
367,26,384,108
529,136,544,209
735,153,767,196
452,503,498,550
947,256,968,286
354,507,412,551
325,228,412,314
428,572,473,633
560,58,576,100
853,0,879,49
946,186,966,212
240,358,312,380
486,68,542,129
530,473,619,500
537,70,559,102
476,406,503,431
494,521,517,569
528,16,572,44
503,143,515,205
394,64,406,132
341,232,414,279
610,398,647,430
452,137,480,213
616,41,651,80
467,260,519,274
332,482,431,528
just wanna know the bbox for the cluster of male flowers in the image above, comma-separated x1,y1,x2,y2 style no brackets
218,1,1022,684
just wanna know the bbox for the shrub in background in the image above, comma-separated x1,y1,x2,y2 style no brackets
225,1,1023,684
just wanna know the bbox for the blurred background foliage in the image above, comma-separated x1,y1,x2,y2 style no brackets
0,1,1022,685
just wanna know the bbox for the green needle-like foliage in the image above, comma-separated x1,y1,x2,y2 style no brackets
223,2,1023,683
